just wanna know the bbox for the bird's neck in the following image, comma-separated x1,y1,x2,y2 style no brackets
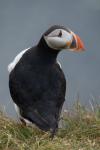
37,37,60,64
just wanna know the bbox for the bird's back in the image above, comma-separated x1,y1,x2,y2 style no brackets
9,46,66,131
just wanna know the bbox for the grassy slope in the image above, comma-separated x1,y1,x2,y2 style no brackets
0,103,100,150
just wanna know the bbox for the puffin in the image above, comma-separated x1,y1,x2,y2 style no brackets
8,25,85,137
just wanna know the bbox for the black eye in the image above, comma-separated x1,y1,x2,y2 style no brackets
58,30,62,37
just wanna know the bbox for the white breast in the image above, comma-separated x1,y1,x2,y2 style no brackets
13,103,35,126
8,48,30,73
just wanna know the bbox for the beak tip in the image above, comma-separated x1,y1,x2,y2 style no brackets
75,34,85,52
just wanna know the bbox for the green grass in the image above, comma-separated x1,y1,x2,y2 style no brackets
0,103,100,150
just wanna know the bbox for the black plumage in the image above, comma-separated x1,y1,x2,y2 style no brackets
9,26,67,136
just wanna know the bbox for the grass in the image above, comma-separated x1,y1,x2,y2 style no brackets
0,102,100,150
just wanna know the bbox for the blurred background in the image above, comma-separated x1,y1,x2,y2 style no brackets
0,0,100,117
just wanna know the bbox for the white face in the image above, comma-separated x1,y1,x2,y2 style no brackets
44,29,73,50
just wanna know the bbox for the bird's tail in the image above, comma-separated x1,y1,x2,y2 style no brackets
23,110,51,131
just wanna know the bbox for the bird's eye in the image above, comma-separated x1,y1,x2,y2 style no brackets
58,30,62,37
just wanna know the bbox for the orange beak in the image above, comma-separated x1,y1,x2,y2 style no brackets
69,32,85,52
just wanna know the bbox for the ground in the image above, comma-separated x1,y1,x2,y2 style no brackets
0,102,100,150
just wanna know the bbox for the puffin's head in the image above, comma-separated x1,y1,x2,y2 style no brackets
43,25,85,52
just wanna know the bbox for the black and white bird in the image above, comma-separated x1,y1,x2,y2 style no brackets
8,25,84,136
